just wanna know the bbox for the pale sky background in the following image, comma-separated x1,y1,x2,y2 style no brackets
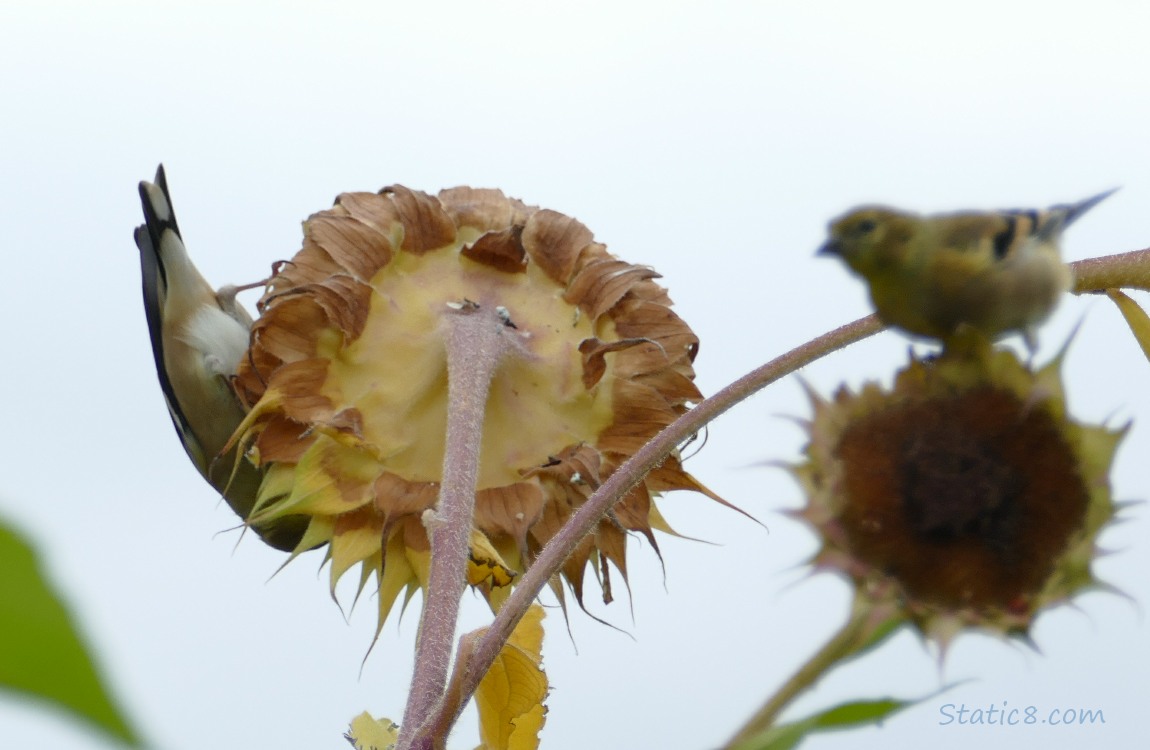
2,2,1149,749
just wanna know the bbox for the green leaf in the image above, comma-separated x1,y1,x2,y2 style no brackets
0,519,142,746
730,695,928,750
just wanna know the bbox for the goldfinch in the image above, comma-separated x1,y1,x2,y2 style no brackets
135,165,307,551
818,190,1115,345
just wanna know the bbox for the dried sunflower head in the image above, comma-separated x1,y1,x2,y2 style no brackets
792,336,1124,648
229,185,725,626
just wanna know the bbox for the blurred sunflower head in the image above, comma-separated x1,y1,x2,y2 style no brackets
228,185,724,627
791,336,1124,647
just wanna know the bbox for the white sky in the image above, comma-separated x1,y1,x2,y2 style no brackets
2,2,1149,749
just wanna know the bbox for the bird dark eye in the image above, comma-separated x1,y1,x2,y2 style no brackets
856,219,877,234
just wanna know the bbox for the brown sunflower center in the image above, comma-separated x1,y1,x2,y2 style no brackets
899,422,1021,543
835,387,1090,609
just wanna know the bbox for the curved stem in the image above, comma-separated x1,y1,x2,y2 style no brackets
397,306,516,750
724,595,900,747
402,246,1150,745
421,314,887,736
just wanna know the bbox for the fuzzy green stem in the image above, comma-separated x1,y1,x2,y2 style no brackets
724,594,901,748
397,305,515,750
1071,248,1150,293
421,314,887,737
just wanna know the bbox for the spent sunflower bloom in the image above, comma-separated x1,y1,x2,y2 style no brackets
791,334,1125,647
226,185,727,628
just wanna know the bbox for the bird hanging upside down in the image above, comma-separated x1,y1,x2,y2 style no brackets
135,165,308,551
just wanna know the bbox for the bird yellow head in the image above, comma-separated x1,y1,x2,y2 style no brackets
817,206,920,277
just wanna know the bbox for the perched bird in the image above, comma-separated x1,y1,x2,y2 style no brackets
135,165,308,551
818,190,1115,346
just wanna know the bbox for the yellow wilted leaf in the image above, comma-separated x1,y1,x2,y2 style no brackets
1107,289,1150,365
474,605,548,750
468,529,516,588
345,711,399,750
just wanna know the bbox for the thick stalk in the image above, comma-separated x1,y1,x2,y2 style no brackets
423,315,887,735
1071,248,1150,292
397,306,516,750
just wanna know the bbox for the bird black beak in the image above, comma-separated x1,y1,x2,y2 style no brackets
816,239,842,257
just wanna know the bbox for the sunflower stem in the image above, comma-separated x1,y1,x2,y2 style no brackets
424,314,887,735
723,594,901,747
398,248,1148,744
1071,248,1150,292
397,305,516,750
